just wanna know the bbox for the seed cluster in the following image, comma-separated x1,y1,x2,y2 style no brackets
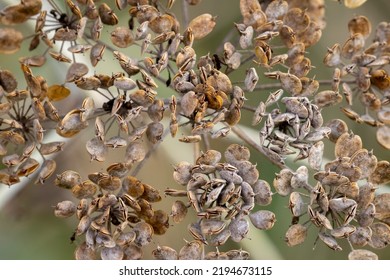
0,0,389,260
169,144,274,251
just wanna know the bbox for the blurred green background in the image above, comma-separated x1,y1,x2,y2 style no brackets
0,0,389,259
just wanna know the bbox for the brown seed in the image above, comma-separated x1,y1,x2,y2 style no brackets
35,159,56,184
318,232,342,251
0,28,23,54
335,132,362,158
349,226,372,247
368,222,390,249
153,246,178,260
188,13,216,40
285,224,307,247
348,249,378,260
273,168,293,196
369,160,390,185
373,193,390,221
72,180,97,199
249,210,276,230
111,27,134,48
171,200,188,223
178,240,203,260
229,218,249,242
348,15,371,38
54,200,76,218
376,126,390,150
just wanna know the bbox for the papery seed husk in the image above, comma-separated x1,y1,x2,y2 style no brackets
224,144,250,163
285,224,307,247
100,245,124,260
289,192,304,217
178,240,203,260
173,161,193,185
348,249,378,260
55,170,82,189
308,141,324,171
188,13,216,40
146,122,164,144
374,193,390,221
349,226,372,247
54,200,76,218
125,141,146,164
74,242,97,260
229,218,249,242
196,150,221,166
335,132,362,158
123,244,143,260
153,246,178,260
357,203,376,227
273,168,293,196
318,232,342,251
330,225,356,239
134,221,154,247
209,229,231,246
36,159,56,184
86,137,107,162
376,126,390,150
0,28,23,54
171,200,188,223
72,180,97,199
369,160,390,185
249,210,276,230
368,222,390,249
253,179,272,206
326,119,348,143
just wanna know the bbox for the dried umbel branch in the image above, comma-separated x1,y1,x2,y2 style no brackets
0,0,389,260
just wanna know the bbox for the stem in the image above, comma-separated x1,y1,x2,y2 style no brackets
182,0,190,28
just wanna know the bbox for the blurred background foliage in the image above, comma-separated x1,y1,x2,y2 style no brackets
0,0,389,259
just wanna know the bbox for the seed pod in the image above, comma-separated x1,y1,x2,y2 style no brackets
326,119,348,143
146,122,164,144
0,28,23,54
226,249,250,260
86,137,108,162
252,179,272,206
178,240,203,260
74,242,97,260
35,159,56,184
376,126,390,150
229,218,249,242
348,249,378,260
273,168,293,196
188,13,216,39
318,232,342,251
55,170,82,189
350,226,372,246
314,90,342,108
374,193,390,221
171,200,188,224
153,246,178,260
196,150,221,166
72,180,98,199
357,203,376,227
244,68,258,92
285,224,307,247
330,225,356,239
368,222,390,249
54,200,76,218
16,158,40,177
249,210,276,230
200,219,226,235
335,132,362,158
289,192,304,217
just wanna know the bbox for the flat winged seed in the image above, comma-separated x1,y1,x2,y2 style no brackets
229,218,249,242
348,249,378,260
335,132,362,158
72,180,97,199
253,179,272,206
273,168,293,196
188,13,216,39
224,144,250,163
134,222,154,247
125,141,146,164
244,67,258,92
153,246,178,260
374,193,390,221
326,119,348,143
101,246,124,260
171,200,188,223
196,150,221,165
65,63,89,82
318,232,342,251
55,170,82,189
308,141,324,171
289,192,304,217
330,225,356,238
74,242,97,260
179,240,203,260
350,149,377,179
36,159,56,184
249,210,276,230
349,226,372,247
376,126,390,149
54,200,76,218
368,222,390,249
369,157,390,184
146,122,164,144
200,219,226,235
285,224,308,247
86,137,107,162
357,203,376,227
0,28,23,54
